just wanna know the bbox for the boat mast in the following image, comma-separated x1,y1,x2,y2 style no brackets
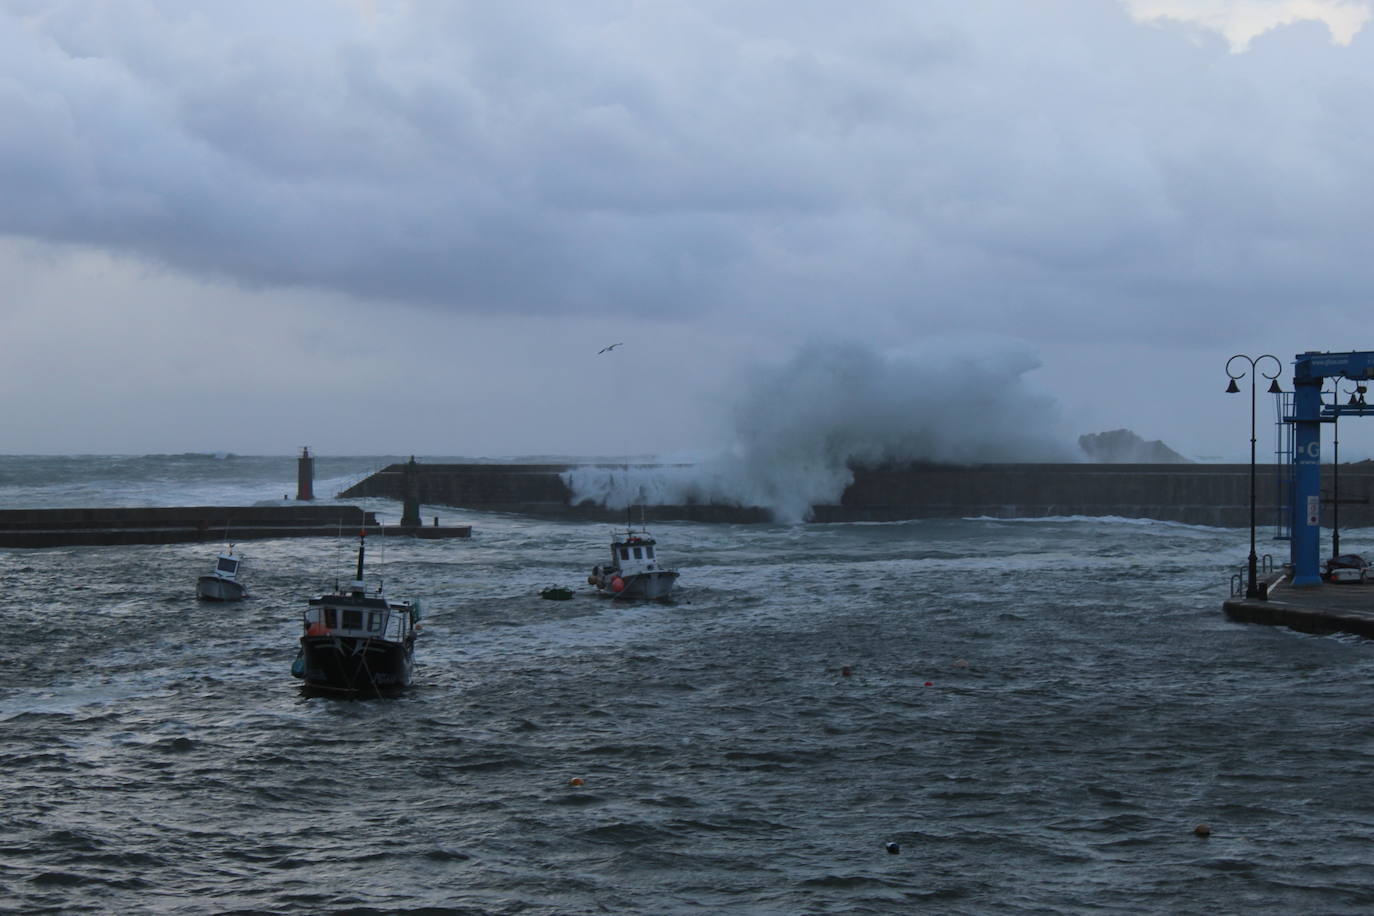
356,530,366,581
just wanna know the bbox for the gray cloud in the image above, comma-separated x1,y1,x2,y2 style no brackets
4,1,1374,459
4,0,1372,342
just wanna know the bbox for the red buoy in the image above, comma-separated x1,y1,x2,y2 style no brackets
611,576,625,592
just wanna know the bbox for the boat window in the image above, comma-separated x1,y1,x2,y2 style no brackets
620,547,630,561
367,612,382,632
342,609,364,629
217,558,238,574
324,608,337,628
633,547,643,559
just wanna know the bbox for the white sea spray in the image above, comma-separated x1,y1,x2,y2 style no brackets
563,338,1076,522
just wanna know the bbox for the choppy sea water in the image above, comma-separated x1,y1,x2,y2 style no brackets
1,455,1373,914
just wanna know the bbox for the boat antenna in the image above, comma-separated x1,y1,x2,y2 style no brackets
356,529,367,582
333,519,345,590
377,523,386,593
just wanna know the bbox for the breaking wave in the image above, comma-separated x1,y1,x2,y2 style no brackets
563,339,1075,522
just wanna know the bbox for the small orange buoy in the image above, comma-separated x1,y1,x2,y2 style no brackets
611,577,625,592
569,777,585,787
1194,824,1211,837
924,681,933,687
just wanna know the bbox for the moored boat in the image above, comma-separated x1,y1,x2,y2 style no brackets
292,531,421,693
196,547,247,601
1325,553,1368,583
588,526,679,599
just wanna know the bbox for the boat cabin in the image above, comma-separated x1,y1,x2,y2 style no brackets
214,554,241,579
304,594,418,642
612,534,661,573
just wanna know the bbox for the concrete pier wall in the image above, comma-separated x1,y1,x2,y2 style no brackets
340,464,771,522
0,505,379,548
339,461,1374,527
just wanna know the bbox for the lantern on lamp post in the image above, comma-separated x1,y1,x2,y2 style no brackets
1226,354,1282,600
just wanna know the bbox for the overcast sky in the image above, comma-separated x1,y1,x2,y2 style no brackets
4,0,1374,462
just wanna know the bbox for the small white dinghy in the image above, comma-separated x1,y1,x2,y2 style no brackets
196,547,248,602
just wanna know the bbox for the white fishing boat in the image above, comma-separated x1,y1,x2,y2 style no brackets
291,531,421,693
196,547,247,601
588,525,680,599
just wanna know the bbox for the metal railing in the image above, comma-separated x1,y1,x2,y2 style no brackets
1230,554,1276,598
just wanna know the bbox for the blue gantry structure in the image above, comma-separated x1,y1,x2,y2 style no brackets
1287,350,1374,586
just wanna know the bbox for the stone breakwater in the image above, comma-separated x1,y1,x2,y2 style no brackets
0,505,381,548
339,461,1374,527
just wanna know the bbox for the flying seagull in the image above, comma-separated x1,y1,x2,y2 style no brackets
598,342,623,354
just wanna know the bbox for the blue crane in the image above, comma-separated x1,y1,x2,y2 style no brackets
1288,350,1374,585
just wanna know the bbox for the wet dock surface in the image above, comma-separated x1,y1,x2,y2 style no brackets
1224,576,1374,638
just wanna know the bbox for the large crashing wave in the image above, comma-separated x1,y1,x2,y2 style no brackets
563,339,1074,522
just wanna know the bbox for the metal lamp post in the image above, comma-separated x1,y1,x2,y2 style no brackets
1330,381,1369,561
1331,383,1342,561
1226,354,1282,600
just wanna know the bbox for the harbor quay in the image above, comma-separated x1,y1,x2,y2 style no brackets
1224,578,1374,640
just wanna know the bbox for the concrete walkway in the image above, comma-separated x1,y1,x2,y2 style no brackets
1224,573,1374,638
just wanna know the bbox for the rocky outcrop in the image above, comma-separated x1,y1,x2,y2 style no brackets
1078,429,1192,463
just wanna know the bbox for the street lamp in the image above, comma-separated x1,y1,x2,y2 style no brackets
1331,380,1369,561
1226,353,1283,599
1327,382,1341,562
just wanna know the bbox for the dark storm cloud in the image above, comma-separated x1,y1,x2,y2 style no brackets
2,0,1372,340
